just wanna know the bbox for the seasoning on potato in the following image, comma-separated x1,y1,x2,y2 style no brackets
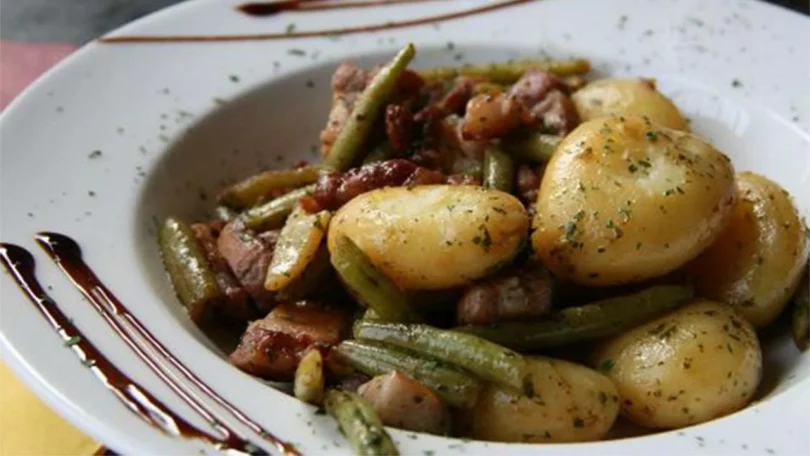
592,299,762,429
572,78,689,131
687,172,810,327
328,185,529,290
532,116,736,286
469,357,619,443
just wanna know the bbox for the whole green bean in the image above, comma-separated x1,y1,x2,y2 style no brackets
325,44,416,171
790,267,809,351
324,389,399,456
240,184,315,232
337,340,482,408
331,235,420,323
483,147,514,192
219,165,322,209
294,349,325,405
158,218,221,323
419,58,591,85
505,132,561,163
457,285,694,350
353,321,526,391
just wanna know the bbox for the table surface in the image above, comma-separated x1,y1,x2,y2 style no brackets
0,0,807,455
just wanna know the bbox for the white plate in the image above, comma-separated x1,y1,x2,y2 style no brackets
1,0,809,454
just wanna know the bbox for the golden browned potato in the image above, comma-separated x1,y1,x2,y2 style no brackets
592,299,761,430
687,172,809,327
469,357,619,443
572,78,688,131
328,185,528,290
532,116,736,286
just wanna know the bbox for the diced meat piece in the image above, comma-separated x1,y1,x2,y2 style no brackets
191,223,257,322
358,371,450,435
332,62,370,93
229,301,350,381
460,93,522,141
515,164,541,204
508,69,568,108
216,219,278,304
311,159,442,211
414,77,475,125
385,104,414,152
457,264,553,325
525,89,580,136
509,70,579,135
436,116,488,160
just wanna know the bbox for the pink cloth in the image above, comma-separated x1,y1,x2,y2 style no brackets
1,41,77,110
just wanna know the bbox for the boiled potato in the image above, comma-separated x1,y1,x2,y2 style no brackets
687,172,809,327
592,299,761,429
532,116,736,285
469,357,619,443
328,185,528,290
572,78,688,130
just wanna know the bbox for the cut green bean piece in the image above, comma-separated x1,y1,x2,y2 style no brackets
240,184,315,232
325,43,416,171
505,132,561,164
790,267,809,351
483,147,514,192
219,165,322,209
294,349,325,405
353,321,526,391
337,340,481,408
324,389,399,456
457,285,694,350
419,58,591,84
331,235,420,323
158,218,221,323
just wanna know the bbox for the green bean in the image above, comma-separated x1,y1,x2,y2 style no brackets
457,285,694,350
294,349,325,405
325,44,416,171
337,340,481,408
483,147,514,192
362,142,394,165
505,132,561,164
240,184,315,232
264,206,331,292
213,205,237,222
219,165,322,209
419,58,591,85
276,243,332,302
790,267,809,351
158,218,222,323
324,389,399,456
331,235,420,323
353,321,527,391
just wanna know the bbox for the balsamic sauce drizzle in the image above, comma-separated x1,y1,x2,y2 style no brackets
0,237,300,455
238,0,445,17
99,0,534,43
0,244,223,448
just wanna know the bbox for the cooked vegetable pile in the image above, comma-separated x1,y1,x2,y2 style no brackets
159,43,810,454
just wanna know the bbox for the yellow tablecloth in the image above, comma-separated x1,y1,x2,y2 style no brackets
0,361,99,456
